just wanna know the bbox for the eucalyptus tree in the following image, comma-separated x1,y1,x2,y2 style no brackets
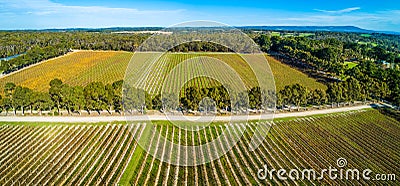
49,78,64,113
13,86,32,115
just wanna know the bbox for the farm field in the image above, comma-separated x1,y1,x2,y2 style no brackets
0,123,146,185
0,110,398,185
0,51,132,92
0,51,325,93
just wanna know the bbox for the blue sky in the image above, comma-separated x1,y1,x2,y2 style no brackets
0,0,399,31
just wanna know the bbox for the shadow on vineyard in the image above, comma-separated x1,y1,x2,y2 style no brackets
376,107,400,121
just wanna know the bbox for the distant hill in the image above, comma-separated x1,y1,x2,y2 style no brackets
239,26,399,35
4,26,399,35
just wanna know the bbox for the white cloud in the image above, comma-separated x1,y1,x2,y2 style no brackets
314,7,361,14
0,0,183,15
0,0,186,28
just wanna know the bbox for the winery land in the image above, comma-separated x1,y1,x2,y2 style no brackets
0,27,399,185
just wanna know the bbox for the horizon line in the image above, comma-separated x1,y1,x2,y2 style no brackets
2,25,399,35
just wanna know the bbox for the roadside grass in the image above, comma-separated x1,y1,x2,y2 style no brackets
118,124,151,185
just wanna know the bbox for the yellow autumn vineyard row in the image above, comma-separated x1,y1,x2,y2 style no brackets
0,51,326,94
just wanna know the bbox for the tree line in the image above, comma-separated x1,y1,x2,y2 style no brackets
277,78,366,110
1,79,121,115
0,78,270,115
1,76,387,116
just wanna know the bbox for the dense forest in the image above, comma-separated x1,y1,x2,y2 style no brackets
252,32,400,107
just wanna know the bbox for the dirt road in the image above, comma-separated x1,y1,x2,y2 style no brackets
0,105,372,123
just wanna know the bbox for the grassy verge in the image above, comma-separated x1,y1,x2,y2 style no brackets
118,124,152,185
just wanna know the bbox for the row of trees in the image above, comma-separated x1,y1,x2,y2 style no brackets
0,80,272,115
0,79,125,115
168,41,234,52
0,78,391,115
277,78,366,110
276,78,383,111
0,79,251,115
